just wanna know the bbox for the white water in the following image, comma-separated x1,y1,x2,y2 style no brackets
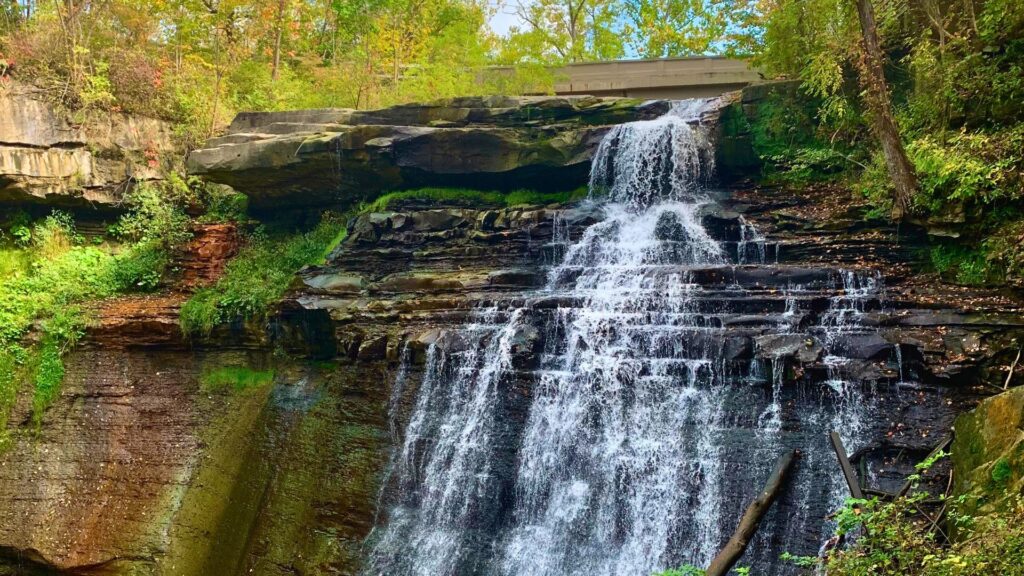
366,99,884,576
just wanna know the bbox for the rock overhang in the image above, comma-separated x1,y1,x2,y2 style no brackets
186,96,682,212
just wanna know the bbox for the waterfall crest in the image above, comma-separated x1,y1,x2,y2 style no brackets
366,99,881,576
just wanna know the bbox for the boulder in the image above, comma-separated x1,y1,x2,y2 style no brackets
952,387,1024,515
654,210,689,242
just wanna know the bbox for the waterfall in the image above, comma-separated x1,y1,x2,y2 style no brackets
366,99,886,576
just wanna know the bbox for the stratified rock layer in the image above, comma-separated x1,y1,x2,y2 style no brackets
0,187,1022,575
186,96,672,211
0,82,177,211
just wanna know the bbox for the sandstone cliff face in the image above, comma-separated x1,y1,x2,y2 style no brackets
186,96,672,211
0,82,177,211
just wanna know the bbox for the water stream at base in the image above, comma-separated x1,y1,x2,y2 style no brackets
366,100,886,576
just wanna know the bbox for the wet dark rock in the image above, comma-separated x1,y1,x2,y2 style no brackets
358,335,389,360
488,269,542,288
754,333,824,363
830,333,892,360
653,211,688,243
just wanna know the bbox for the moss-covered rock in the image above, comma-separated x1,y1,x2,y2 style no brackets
952,387,1024,515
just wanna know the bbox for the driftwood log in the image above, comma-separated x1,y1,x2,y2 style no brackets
829,431,865,499
1005,348,1022,390
705,450,799,576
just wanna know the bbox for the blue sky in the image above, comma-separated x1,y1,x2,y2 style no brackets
487,1,521,36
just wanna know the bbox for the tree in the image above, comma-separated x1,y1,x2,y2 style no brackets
852,0,917,217
622,0,735,57
503,0,624,63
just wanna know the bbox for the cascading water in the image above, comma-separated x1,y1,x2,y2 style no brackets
366,100,891,576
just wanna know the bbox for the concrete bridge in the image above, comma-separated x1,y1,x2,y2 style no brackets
551,56,762,99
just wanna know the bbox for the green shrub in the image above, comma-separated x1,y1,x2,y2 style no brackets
987,220,1024,284
504,187,589,206
199,185,249,223
907,129,1024,214
822,493,1024,575
180,214,348,336
111,178,193,250
111,240,172,291
31,328,71,426
929,245,998,286
200,366,275,392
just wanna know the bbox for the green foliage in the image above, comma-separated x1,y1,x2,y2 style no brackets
907,128,1024,214
0,191,195,434
824,494,1024,576
363,188,505,212
780,551,818,568
929,245,998,286
111,178,194,249
200,366,275,393
505,187,589,206
0,214,113,433
80,60,116,111
111,241,172,292
199,185,249,223
31,315,82,426
822,449,1024,576
987,220,1024,284
747,90,865,185
180,214,348,336
107,175,200,291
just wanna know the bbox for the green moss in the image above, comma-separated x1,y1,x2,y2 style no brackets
363,188,504,212
200,366,275,392
361,186,589,213
504,187,589,206
160,356,277,576
992,458,1013,485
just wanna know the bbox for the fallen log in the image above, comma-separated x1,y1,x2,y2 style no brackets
706,450,799,576
1005,347,1021,390
829,431,864,499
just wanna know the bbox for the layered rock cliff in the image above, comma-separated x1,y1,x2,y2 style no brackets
0,81,177,212
0,88,1022,576
186,96,671,211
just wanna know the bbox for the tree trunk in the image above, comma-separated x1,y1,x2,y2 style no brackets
271,0,286,81
854,0,918,219
705,450,799,576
